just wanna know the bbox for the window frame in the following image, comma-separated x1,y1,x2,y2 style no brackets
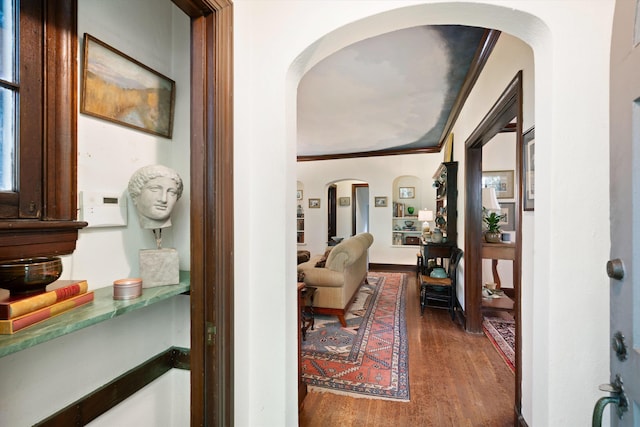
0,0,86,261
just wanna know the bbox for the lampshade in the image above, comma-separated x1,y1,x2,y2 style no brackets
418,209,434,222
482,187,501,211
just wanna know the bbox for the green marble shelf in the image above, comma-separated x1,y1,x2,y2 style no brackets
0,270,190,359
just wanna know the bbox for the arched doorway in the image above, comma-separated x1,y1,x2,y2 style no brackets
282,5,544,424
235,2,568,424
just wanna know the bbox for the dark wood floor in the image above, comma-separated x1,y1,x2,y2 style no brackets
299,268,515,426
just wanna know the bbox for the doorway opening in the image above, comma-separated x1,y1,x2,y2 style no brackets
326,179,368,244
464,71,523,419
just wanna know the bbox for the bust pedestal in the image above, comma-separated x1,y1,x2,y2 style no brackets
139,248,179,287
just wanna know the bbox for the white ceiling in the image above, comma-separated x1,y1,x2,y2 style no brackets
297,25,490,159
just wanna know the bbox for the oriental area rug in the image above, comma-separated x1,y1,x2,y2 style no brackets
483,316,515,373
300,272,409,401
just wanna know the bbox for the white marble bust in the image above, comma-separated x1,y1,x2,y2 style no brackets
128,164,183,230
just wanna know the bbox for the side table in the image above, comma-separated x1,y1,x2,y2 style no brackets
300,286,316,340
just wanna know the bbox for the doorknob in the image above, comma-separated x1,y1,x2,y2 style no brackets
592,374,628,426
607,258,625,280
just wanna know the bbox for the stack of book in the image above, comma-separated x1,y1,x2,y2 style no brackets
0,279,94,334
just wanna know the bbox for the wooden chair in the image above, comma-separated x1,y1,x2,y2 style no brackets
420,247,463,320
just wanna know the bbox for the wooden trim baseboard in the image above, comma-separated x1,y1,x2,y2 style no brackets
35,347,190,426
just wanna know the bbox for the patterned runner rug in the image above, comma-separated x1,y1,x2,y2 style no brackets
483,316,515,373
300,272,409,401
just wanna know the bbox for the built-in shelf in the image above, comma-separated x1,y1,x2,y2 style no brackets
0,270,190,359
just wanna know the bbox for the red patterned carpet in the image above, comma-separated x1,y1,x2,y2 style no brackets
300,272,409,401
483,316,515,373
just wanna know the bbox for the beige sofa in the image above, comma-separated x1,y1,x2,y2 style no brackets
297,232,374,326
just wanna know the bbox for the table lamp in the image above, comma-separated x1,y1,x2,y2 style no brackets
418,209,434,236
482,187,501,214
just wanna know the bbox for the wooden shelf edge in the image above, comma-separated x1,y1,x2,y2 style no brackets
0,270,190,359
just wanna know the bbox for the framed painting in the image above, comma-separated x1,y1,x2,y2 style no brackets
296,190,303,200
499,202,515,231
81,33,176,138
399,187,415,199
309,198,320,208
339,197,350,206
374,196,387,207
482,170,514,199
522,127,535,211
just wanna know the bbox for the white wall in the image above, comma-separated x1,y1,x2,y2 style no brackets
0,1,191,425
71,0,191,283
234,1,613,426
297,154,442,263
0,295,190,426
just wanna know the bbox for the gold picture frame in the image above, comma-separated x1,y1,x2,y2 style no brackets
81,34,176,138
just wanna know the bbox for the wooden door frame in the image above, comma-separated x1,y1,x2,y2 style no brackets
171,1,233,425
464,71,523,422
328,185,337,241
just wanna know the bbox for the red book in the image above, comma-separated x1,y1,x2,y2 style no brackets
0,279,88,319
0,291,94,334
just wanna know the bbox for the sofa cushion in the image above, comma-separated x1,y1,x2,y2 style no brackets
301,267,344,287
325,238,363,272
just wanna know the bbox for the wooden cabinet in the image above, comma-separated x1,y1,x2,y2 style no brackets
432,161,458,245
418,162,459,307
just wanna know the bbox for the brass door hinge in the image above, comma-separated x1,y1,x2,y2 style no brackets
206,322,216,346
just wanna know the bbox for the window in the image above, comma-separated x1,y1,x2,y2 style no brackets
0,0,85,261
0,0,17,195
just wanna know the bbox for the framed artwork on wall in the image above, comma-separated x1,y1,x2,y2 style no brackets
308,198,320,208
374,196,387,207
296,190,303,200
81,33,176,138
499,202,516,231
522,127,535,211
482,170,514,199
399,187,415,199
339,197,350,206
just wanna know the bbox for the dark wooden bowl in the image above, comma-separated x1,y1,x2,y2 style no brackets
0,257,63,295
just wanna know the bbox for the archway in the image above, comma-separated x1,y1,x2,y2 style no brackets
283,5,545,425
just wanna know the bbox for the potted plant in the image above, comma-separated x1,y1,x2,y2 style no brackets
482,208,506,243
